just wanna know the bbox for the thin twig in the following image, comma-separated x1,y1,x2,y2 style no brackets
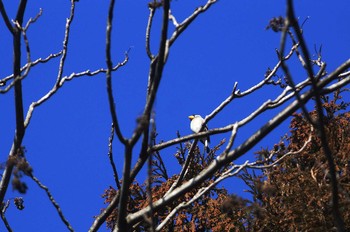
164,137,199,197
156,162,247,231
222,122,239,155
23,8,43,30
238,44,296,97
247,129,313,169
0,0,14,34
322,73,350,94
168,10,179,27
22,1,77,128
131,0,170,145
149,44,299,154
55,0,76,87
23,56,128,130
147,134,155,231
30,174,74,232
0,200,13,232
108,123,121,189
204,82,238,123
165,83,240,196
120,1,171,229
12,8,43,95
146,7,155,59
279,17,313,124
0,51,62,90
151,76,310,153
168,0,217,47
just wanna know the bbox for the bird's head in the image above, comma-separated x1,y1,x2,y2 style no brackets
188,115,195,121
188,115,203,121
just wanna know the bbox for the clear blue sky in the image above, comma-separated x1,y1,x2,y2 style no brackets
0,1,349,231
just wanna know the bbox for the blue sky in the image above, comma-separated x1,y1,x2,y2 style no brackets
1,1,349,231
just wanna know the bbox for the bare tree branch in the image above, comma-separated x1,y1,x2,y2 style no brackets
168,0,217,47
156,161,247,231
279,17,314,125
172,130,313,232
147,42,299,156
0,51,62,93
222,122,239,154
146,7,155,60
90,1,350,231
144,66,346,163
11,8,43,97
108,123,121,189
323,73,350,93
104,0,135,230
0,0,14,34
21,0,76,129
126,59,350,226
168,9,179,27
89,194,119,232
151,77,309,153
247,128,313,169
0,0,28,207
287,1,345,230
55,1,76,87
23,57,128,129
105,0,127,146
116,0,171,230
164,136,200,197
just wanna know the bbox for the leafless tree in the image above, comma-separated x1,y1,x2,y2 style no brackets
1,0,349,231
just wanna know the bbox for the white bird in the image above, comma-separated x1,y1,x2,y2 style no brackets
188,114,210,153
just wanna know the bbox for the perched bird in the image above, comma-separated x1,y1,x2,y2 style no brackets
188,115,210,153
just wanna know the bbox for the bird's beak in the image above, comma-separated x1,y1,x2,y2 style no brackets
188,115,195,120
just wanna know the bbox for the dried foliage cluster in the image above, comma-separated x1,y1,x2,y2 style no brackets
102,140,240,231
238,92,350,231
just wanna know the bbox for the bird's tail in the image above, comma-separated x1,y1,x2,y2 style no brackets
205,140,210,153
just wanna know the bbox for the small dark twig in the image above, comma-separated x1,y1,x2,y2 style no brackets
0,200,13,232
146,113,157,231
30,173,74,232
279,15,314,124
108,123,121,189
0,0,14,34
146,7,155,59
11,8,43,95
150,127,168,181
164,137,199,197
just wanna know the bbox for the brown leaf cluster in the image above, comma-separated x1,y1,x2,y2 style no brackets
102,139,245,231
239,92,350,231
